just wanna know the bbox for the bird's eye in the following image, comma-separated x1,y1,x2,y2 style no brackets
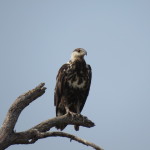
77,50,81,53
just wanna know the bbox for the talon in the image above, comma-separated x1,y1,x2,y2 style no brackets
82,117,85,123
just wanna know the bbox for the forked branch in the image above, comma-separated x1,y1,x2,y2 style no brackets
0,83,103,150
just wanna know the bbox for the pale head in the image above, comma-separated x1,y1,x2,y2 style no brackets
70,48,87,62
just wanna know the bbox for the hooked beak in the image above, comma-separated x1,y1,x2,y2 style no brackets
84,50,87,56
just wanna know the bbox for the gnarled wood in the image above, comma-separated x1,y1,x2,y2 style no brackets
0,83,103,150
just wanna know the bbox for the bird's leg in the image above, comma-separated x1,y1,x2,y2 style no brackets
65,106,77,118
76,105,81,117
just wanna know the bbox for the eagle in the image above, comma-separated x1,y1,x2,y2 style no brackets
54,48,92,131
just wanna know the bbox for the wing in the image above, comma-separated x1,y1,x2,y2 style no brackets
80,64,92,112
54,63,69,115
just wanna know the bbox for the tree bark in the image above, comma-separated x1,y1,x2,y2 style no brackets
0,83,103,150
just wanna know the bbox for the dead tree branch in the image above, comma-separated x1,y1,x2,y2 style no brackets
13,131,103,150
0,83,103,150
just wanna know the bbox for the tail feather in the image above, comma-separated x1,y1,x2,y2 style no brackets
56,124,67,131
74,125,79,131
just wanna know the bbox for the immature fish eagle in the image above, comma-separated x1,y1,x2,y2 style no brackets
54,48,92,131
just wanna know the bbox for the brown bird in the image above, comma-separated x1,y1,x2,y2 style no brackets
54,48,92,131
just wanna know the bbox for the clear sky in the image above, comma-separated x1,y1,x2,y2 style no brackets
0,0,150,150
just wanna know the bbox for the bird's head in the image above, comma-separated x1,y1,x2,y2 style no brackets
70,48,87,62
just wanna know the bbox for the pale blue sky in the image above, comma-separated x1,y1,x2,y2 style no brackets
0,0,150,150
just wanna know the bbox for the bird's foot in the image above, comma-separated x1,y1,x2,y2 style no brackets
67,111,79,120
67,111,76,116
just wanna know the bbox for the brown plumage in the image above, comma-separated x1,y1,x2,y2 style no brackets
54,48,92,131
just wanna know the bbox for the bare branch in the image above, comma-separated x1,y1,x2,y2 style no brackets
30,113,95,132
13,130,103,150
11,113,95,145
0,83,46,134
0,83,104,150
0,83,46,149
41,131,103,150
